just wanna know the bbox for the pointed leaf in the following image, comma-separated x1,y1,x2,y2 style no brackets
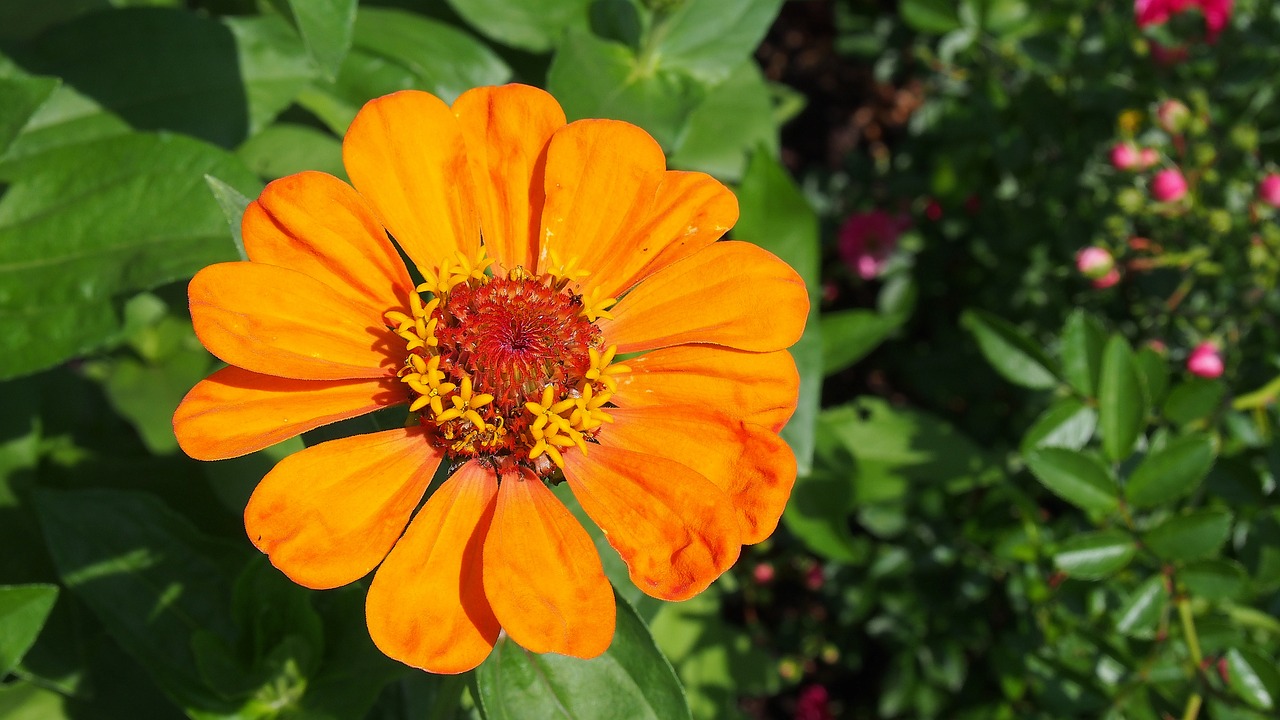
1024,448,1119,513
1114,576,1166,637
1163,379,1226,426
288,0,357,81
1181,558,1247,601
1226,647,1280,711
1060,310,1106,397
961,309,1059,389
1054,530,1136,580
0,584,59,678
1098,335,1145,461
1125,433,1215,508
1143,509,1232,562
1021,398,1097,452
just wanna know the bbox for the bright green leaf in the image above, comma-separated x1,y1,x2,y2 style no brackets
0,84,131,176
652,0,784,85
287,0,357,81
443,0,592,52
1163,379,1226,426
476,592,690,720
1054,530,1136,580
1226,647,1280,711
820,309,902,376
1021,398,1097,452
901,0,963,33
960,309,1059,389
205,174,259,262
1059,310,1106,397
1181,558,1247,601
668,61,778,181
782,415,861,563
1024,448,1119,513
1143,508,1232,562
1134,346,1169,408
0,58,58,158
1125,432,1215,508
1098,335,1145,462
0,584,59,678
235,123,344,183
1114,575,1166,637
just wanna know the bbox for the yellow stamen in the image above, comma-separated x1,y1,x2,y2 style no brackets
579,287,617,322
584,344,631,392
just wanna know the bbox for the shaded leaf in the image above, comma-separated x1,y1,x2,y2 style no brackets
1059,310,1106,398
1024,448,1118,513
287,0,357,81
1181,558,1247,601
443,0,592,52
1125,432,1215,509
0,58,58,157
1163,379,1226,426
960,309,1059,389
0,585,59,678
1143,508,1232,562
1098,335,1145,462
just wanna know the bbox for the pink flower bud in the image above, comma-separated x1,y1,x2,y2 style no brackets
1258,173,1280,208
1110,143,1140,170
1156,99,1191,134
1139,147,1159,168
805,565,825,591
752,562,775,585
1151,168,1188,202
1187,342,1224,378
1076,247,1115,279
1092,268,1121,289
924,198,943,221
837,210,909,280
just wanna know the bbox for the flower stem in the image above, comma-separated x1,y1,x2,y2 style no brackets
1177,596,1203,720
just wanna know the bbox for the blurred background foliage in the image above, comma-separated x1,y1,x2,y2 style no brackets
1,0,1279,718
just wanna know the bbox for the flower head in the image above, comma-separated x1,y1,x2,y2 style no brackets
1076,247,1115,280
173,85,808,673
1151,168,1189,202
1258,173,1280,208
1110,143,1140,170
1187,341,1224,378
1136,0,1233,41
1156,99,1191,134
837,210,910,280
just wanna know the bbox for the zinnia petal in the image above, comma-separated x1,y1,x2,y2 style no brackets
174,366,401,461
242,171,416,319
611,345,799,432
603,407,796,545
452,84,565,273
366,461,500,674
483,467,614,658
343,90,480,274
244,427,442,590
563,445,741,601
600,241,809,353
189,262,395,380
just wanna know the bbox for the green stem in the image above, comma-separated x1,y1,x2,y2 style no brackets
1182,692,1202,720
1178,597,1204,720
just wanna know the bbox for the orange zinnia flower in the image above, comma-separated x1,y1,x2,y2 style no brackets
174,84,808,673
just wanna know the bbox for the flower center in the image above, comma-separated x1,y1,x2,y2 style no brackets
384,248,629,478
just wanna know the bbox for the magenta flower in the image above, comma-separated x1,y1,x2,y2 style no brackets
1258,173,1280,208
1111,143,1140,170
1151,168,1189,202
1187,342,1224,378
1136,0,1233,41
837,210,909,280
1076,247,1115,280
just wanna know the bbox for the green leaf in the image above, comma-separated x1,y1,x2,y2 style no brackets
1098,335,1145,462
1181,558,1247,601
901,0,963,33
1059,310,1106,397
34,488,243,716
1226,647,1280,711
235,123,344,183
0,59,58,157
1054,530,1136,580
0,84,131,175
668,61,778,181
820,309,902,376
0,584,59,678
1134,346,1169,407
443,0,592,52
205,174,258,262
734,148,820,474
476,591,691,720
1142,508,1232,562
1024,448,1119,513
1124,432,1215,509
18,9,314,148
1020,398,1096,452
782,415,861,563
1114,576,1166,638
0,132,260,380
1163,379,1226,426
650,0,784,85
287,0,357,81
960,309,1059,389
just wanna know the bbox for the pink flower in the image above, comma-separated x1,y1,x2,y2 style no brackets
1093,268,1121,289
1187,342,1224,378
1156,99,1191,134
1136,0,1233,42
752,562,775,585
1111,143,1140,170
924,198,943,221
1139,148,1160,168
837,210,909,280
795,685,834,720
1151,168,1188,202
1258,173,1280,208
1076,247,1115,279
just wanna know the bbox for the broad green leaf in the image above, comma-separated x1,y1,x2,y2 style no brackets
651,0,784,85
1053,530,1136,580
0,84,131,175
235,123,344,183
34,487,243,716
1134,346,1169,407
820,309,902,376
1226,647,1280,711
476,592,691,720
1143,508,1232,562
547,29,704,150
1098,335,1145,462
1125,432,1215,508
0,681,69,720
960,309,1059,389
287,0,357,81
0,132,260,380
19,9,313,148
443,0,592,52
1020,398,1096,452
1114,576,1166,637
1024,448,1119,513
0,59,58,157
668,61,778,181
1059,310,1106,397
205,174,257,261
782,415,861,563
900,0,963,33
1181,558,1247,600
1163,379,1226,426
0,585,59,678
734,148,819,474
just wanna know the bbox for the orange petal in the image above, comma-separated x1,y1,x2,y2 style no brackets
603,407,796,545
366,461,500,674
562,444,741,601
343,90,479,274
600,241,809,354
244,427,441,590
189,262,395,380
243,171,415,319
483,467,614,658
174,366,402,461
452,84,565,274
612,345,799,432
